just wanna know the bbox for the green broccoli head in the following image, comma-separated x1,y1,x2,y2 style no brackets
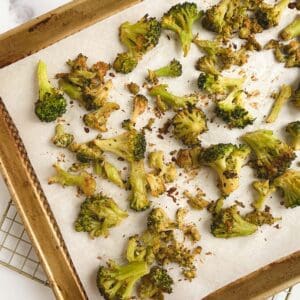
286,121,300,150
280,17,300,40
138,266,174,299
215,89,255,128
161,2,202,56
148,59,183,83
273,170,300,208
255,0,289,29
113,52,139,74
97,260,149,300
69,141,103,163
244,209,281,226
48,164,96,196
198,73,245,95
252,180,276,210
35,60,67,122
242,130,296,180
172,107,208,145
51,124,74,148
126,235,149,263
147,207,176,233
129,160,150,211
148,84,198,111
176,146,202,170
93,130,146,162
75,194,128,238
201,144,250,196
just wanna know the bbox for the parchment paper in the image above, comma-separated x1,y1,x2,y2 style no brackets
0,1,299,298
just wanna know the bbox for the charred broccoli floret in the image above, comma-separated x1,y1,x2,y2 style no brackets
196,56,220,75
176,146,202,170
255,0,289,29
198,73,245,95
129,160,150,211
48,164,96,196
273,170,300,208
75,194,128,238
183,190,210,210
286,121,300,150
146,173,166,197
244,209,281,226
83,102,120,131
266,85,292,123
93,130,146,162
172,107,208,145
97,260,149,300
69,141,103,162
130,94,148,126
51,124,74,148
148,84,198,111
126,82,140,95
147,208,176,233
35,60,67,122
280,17,300,40
161,2,202,56
215,89,255,128
147,59,182,83
210,198,258,238
138,266,174,300
252,180,275,210
242,130,296,179
200,144,250,196
113,52,139,74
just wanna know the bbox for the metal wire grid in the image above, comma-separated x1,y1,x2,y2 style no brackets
0,200,48,285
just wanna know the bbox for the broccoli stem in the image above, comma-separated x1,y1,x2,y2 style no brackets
281,17,300,40
37,60,53,99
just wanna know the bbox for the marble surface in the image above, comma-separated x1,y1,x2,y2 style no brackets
0,1,298,299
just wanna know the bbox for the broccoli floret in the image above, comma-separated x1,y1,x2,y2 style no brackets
266,85,292,123
172,107,208,145
244,209,281,226
75,194,128,238
129,160,150,211
198,73,245,95
255,0,289,29
176,146,202,170
146,173,166,197
242,130,296,179
147,208,176,233
113,52,139,74
93,130,146,162
126,82,140,95
183,190,210,210
48,164,96,196
294,84,300,107
148,84,198,111
196,56,220,75
210,199,258,238
200,144,250,196
273,170,300,208
51,124,74,148
215,89,255,128
138,266,174,300
69,141,103,162
280,17,300,40
126,235,149,263
147,59,182,83
161,2,202,56
35,60,67,122
286,121,300,150
131,95,148,125
97,260,149,300
148,151,177,183
252,180,275,210
69,162,90,172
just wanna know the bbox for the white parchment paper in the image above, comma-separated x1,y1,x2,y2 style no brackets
0,1,299,298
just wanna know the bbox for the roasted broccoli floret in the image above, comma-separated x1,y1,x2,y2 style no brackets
294,84,300,107
146,173,166,197
147,208,176,233
252,180,275,210
273,170,300,208
35,60,67,122
97,260,149,300
210,198,258,238
148,151,177,183
280,17,300,40
196,56,220,75
161,2,202,56
138,266,174,300
129,160,150,211
75,194,128,238
200,144,250,196
93,130,146,162
183,190,210,210
176,146,202,170
244,209,281,226
242,130,296,179
83,102,120,131
126,82,140,95
215,89,255,128
198,73,245,95
69,141,103,162
126,235,151,263
172,107,207,145
48,164,96,196
255,0,289,29
51,124,74,148
266,85,292,123
147,59,182,83
286,121,300,150
113,52,139,74
148,84,198,111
